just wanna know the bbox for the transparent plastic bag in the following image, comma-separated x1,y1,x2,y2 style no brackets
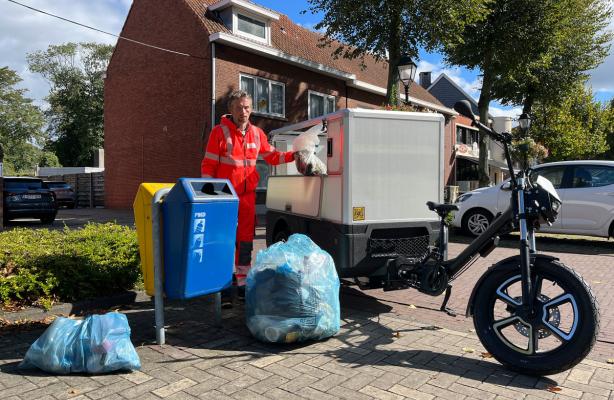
246,234,340,343
292,127,327,176
19,312,141,374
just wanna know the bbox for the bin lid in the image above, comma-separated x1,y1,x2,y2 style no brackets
180,178,238,201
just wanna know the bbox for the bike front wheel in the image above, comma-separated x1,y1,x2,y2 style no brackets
473,258,599,375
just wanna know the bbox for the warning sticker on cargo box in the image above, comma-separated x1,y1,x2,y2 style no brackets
353,207,365,221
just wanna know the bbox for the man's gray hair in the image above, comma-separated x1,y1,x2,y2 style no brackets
227,90,252,110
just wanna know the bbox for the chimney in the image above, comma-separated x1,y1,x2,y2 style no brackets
419,71,432,89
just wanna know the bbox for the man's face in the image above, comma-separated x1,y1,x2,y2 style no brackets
230,97,252,126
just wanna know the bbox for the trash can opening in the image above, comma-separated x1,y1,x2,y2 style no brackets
202,182,217,195
190,181,234,197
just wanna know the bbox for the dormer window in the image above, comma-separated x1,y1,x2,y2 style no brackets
237,13,265,39
209,0,279,45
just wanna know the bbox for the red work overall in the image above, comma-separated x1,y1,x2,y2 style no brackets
201,116,294,285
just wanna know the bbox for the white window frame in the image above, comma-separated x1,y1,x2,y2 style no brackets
240,73,285,118
233,10,270,45
308,90,336,119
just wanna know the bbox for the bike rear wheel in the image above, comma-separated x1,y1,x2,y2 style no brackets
473,258,599,375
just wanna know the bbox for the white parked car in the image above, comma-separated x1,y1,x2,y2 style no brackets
452,160,614,238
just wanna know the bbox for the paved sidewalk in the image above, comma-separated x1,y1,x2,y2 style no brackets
1,209,612,399
1,292,613,400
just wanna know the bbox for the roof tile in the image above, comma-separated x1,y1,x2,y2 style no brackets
183,0,443,107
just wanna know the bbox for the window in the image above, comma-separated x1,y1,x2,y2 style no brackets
456,125,479,145
237,13,266,39
456,158,480,181
571,165,614,188
240,74,285,117
308,91,335,119
532,166,566,189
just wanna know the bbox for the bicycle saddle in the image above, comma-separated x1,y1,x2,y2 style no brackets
426,201,459,216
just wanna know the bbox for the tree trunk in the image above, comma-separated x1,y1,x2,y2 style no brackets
477,61,494,188
523,92,534,115
385,14,402,105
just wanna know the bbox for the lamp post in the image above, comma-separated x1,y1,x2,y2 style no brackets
518,113,531,133
397,55,417,103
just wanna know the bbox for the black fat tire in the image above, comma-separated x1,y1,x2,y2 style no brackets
473,258,599,376
462,208,493,236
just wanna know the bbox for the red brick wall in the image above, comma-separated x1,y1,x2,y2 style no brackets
447,115,474,185
104,0,211,208
212,45,385,134
104,2,457,207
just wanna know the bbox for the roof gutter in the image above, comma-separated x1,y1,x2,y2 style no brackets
209,32,355,81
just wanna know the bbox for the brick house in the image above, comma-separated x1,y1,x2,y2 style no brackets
104,0,455,208
420,72,511,192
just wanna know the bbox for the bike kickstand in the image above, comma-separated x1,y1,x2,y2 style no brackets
440,285,456,317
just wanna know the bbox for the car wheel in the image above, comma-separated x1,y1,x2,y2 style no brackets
462,208,493,236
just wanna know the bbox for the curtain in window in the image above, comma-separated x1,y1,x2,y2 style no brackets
309,93,324,118
256,78,269,113
271,83,283,115
237,14,265,38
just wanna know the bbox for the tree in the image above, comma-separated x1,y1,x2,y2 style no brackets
598,98,614,160
304,0,488,104
27,42,114,167
492,0,611,115
0,66,46,174
445,0,570,186
531,84,609,161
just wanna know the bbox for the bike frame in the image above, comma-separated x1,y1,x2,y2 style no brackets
435,116,536,309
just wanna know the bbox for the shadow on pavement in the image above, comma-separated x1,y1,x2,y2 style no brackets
450,230,613,256
0,288,559,388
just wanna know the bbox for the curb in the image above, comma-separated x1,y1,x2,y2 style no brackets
0,290,151,323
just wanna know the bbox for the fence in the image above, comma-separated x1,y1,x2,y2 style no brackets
46,172,105,208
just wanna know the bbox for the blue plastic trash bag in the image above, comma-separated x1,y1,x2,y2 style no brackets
19,312,141,374
246,234,340,343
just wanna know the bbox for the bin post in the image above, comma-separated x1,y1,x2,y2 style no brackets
152,187,171,345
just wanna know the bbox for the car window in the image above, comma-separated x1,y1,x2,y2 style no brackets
4,180,43,190
572,165,614,188
46,182,70,189
531,166,565,189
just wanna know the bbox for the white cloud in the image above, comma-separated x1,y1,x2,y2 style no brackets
0,0,131,104
489,106,523,120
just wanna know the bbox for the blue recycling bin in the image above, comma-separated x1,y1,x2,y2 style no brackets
162,178,238,300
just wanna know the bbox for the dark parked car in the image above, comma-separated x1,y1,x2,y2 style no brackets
44,181,77,209
2,177,58,224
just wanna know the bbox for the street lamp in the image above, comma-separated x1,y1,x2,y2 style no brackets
397,55,417,103
518,113,531,132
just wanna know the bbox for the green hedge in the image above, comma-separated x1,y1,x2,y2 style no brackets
0,223,140,309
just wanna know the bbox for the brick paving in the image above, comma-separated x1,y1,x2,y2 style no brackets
1,293,612,400
0,209,612,399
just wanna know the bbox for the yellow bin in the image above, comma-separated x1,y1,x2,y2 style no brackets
133,182,174,296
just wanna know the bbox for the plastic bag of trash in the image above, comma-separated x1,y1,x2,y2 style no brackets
292,127,327,176
19,312,141,374
246,234,340,343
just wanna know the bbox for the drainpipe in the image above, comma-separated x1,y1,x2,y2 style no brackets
211,42,216,132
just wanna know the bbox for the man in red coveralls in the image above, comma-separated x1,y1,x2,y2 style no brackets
201,90,295,305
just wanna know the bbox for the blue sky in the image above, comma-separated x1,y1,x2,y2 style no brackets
1,0,612,119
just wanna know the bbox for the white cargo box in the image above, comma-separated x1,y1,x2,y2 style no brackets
266,108,444,277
